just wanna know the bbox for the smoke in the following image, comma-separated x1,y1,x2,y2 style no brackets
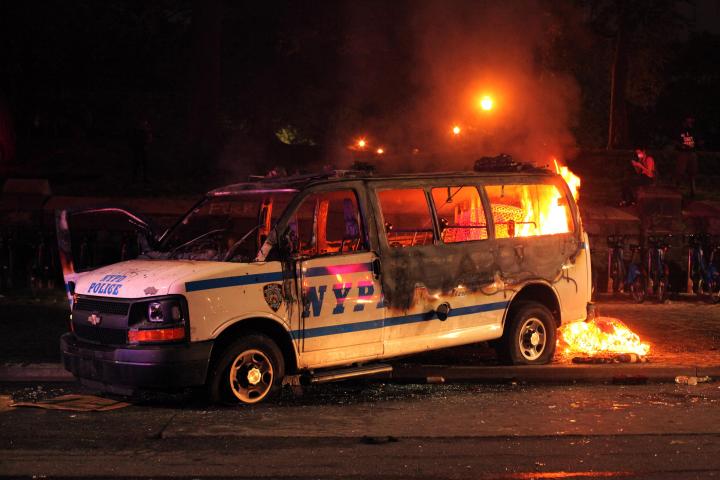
334,0,583,172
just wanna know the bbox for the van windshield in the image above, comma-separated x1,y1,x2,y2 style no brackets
152,190,297,262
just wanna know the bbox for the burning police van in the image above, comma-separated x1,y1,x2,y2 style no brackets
57,166,591,404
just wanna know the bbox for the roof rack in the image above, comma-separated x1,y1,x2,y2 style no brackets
473,154,551,173
246,169,371,183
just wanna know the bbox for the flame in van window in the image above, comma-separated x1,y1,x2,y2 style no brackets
489,183,573,238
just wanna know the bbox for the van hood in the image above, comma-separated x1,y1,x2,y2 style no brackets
75,259,257,299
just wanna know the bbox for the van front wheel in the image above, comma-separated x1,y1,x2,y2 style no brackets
208,333,285,405
499,302,556,365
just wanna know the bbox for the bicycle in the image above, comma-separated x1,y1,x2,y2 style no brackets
685,234,712,295
707,238,720,304
607,235,645,303
646,234,672,303
687,234,720,303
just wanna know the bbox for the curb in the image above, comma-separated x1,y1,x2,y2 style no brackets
390,364,718,384
2,362,719,385
0,363,74,382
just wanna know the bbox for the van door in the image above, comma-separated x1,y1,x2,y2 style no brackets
373,185,501,355
55,207,157,307
289,189,384,359
371,186,452,347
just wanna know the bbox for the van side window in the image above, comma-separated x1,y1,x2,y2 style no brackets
431,186,487,243
485,184,574,238
377,189,434,248
293,190,364,256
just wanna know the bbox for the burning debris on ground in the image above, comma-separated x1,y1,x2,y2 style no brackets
558,316,651,364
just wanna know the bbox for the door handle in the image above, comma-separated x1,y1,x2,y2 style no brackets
372,258,382,279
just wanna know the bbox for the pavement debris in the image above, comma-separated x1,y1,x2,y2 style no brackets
10,394,131,412
675,375,712,386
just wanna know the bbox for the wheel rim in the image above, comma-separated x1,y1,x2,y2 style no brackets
228,349,274,403
517,317,546,361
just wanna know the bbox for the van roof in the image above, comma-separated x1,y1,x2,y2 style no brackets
208,168,557,196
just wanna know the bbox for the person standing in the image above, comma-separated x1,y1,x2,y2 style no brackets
676,116,699,197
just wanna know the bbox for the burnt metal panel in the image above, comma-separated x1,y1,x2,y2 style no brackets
364,174,583,311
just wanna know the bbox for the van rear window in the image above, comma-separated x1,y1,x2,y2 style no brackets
377,189,434,248
485,184,573,238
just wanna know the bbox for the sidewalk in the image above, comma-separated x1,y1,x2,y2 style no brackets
1,300,719,384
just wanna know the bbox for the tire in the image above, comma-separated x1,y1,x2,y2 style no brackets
498,301,557,365
207,333,285,405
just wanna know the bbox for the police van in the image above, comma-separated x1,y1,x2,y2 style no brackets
57,166,592,404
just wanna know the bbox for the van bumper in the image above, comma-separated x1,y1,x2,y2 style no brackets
60,333,213,389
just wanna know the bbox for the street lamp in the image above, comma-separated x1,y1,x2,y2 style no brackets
479,95,493,111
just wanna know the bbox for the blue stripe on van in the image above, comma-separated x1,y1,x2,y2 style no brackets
304,262,373,278
185,262,374,292
293,300,509,339
185,272,284,292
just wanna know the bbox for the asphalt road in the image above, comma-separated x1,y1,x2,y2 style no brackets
2,381,719,479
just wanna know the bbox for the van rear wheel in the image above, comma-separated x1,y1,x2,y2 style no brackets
498,301,557,365
207,333,285,405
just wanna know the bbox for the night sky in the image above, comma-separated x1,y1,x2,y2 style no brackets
1,0,719,181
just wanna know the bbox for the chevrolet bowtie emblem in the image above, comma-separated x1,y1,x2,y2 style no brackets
88,313,102,326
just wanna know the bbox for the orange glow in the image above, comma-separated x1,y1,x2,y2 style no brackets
519,184,572,237
452,125,461,135
554,158,581,201
479,95,493,111
357,138,367,149
488,182,573,239
558,317,650,357
511,158,581,237
376,147,385,155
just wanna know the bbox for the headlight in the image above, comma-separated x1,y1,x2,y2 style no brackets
129,296,188,344
147,301,183,322
148,302,164,322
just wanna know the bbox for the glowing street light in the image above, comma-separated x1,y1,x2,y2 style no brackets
452,125,461,136
479,95,494,111
376,147,385,155
356,138,367,149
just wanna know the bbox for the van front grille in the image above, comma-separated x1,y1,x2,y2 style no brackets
73,324,128,345
74,298,130,315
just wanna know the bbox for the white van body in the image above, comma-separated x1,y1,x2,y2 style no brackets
58,169,592,403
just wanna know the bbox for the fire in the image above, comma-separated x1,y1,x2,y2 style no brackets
516,158,581,237
558,317,650,357
512,160,580,237
554,158,581,201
